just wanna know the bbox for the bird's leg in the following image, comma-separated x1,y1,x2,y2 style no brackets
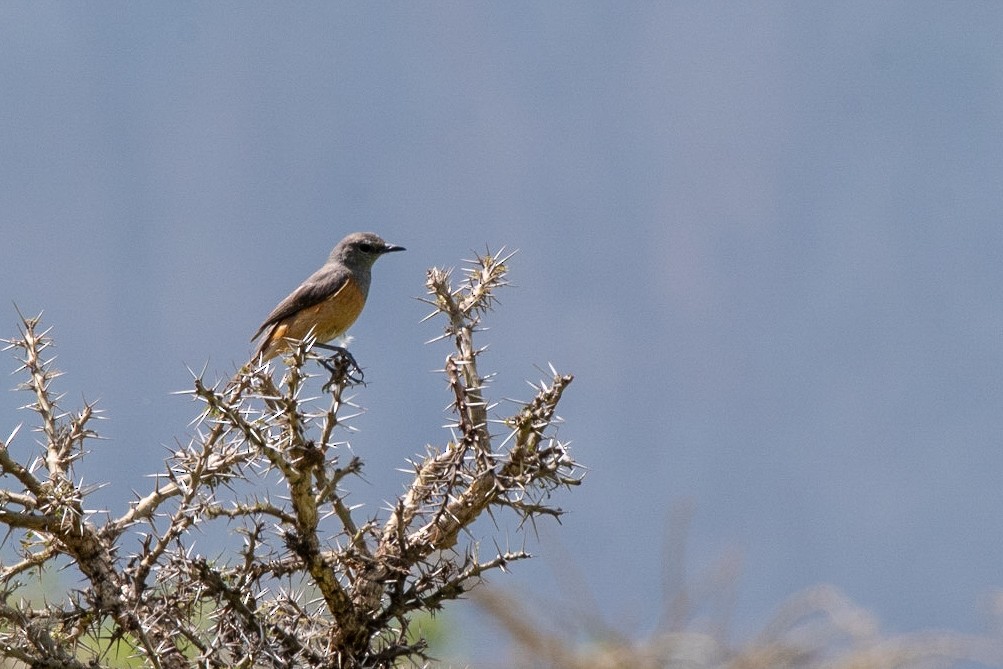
315,343,365,389
314,342,361,370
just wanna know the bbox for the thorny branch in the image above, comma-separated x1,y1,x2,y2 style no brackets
0,251,580,668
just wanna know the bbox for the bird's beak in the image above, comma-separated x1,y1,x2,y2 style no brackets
383,244,406,253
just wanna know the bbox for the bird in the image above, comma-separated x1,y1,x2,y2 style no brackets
250,231,405,363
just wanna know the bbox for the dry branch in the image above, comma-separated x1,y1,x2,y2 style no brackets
0,251,580,668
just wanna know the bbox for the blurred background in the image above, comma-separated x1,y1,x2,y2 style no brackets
3,2,1003,665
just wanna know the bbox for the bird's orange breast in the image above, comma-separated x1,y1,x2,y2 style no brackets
261,278,367,359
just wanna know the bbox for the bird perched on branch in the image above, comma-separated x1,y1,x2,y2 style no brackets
251,232,405,369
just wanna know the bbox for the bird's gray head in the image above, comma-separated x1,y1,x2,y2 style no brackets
331,232,406,269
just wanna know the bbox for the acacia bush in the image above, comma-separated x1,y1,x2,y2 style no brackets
0,252,580,668
475,581,1003,669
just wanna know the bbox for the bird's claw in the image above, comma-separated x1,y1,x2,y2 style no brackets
316,345,365,390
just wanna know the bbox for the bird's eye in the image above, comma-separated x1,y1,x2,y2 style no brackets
358,243,375,253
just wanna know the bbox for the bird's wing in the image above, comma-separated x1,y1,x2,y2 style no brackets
250,265,351,342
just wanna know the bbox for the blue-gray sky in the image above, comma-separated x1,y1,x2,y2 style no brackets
3,2,1003,663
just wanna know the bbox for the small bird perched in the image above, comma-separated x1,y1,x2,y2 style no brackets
251,231,405,364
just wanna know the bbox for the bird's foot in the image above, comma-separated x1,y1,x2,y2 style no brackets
315,344,365,390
